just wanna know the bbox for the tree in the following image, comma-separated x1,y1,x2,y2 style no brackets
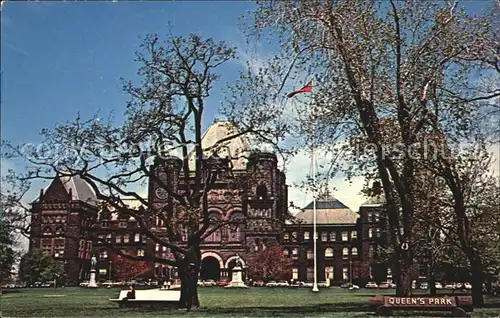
2,32,279,311
0,220,16,284
246,243,292,281
227,0,499,298
19,248,63,286
111,254,151,281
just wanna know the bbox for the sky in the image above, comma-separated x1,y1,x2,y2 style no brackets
2,0,497,233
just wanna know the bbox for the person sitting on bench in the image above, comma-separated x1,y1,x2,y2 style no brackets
123,286,136,300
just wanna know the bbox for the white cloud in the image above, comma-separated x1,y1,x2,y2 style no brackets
283,146,367,213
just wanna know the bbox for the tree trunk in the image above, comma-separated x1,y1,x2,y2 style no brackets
429,255,436,295
177,247,201,311
395,251,412,296
469,257,485,307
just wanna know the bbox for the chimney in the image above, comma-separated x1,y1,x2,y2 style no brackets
39,189,44,202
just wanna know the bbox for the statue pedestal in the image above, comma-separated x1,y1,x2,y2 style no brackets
225,266,248,288
88,269,98,288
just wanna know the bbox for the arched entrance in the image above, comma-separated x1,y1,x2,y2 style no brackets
200,257,220,281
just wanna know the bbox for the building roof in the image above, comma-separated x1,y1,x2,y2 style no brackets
360,194,385,207
295,198,358,225
58,174,97,205
188,121,252,170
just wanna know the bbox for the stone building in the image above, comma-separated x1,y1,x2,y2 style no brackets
28,121,390,286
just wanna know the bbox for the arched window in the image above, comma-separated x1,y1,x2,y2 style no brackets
205,212,222,242
256,184,267,200
55,227,65,235
325,248,334,257
343,247,349,258
352,247,358,256
43,227,52,235
137,248,145,257
229,212,245,241
307,249,313,259
283,249,289,257
99,249,108,259
292,248,298,259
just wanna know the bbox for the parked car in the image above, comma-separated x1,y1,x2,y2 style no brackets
216,280,229,287
435,282,443,289
420,282,429,290
464,282,472,290
197,280,205,287
349,284,360,290
266,281,277,287
101,280,114,288
290,281,303,288
79,281,89,287
378,282,391,289
444,283,455,289
113,281,125,287
203,280,217,287
302,282,313,288
365,282,378,289
276,280,290,287
253,280,265,287
318,281,329,288
456,283,463,289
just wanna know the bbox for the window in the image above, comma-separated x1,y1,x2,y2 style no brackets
256,184,267,200
283,232,289,241
292,248,298,259
123,234,129,243
119,221,127,228
329,232,336,241
307,267,314,281
99,249,108,259
343,267,349,280
55,227,65,235
134,233,140,242
292,268,298,280
325,247,334,257
351,231,357,239
341,231,348,241
304,231,310,240
283,249,289,257
155,243,160,251
374,212,380,222
101,221,109,228
367,212,373,222
376,228,381,238
307,249,313,260
106,234,112,243
321,232,327,242
116,235,121,243
352,247,358,256
137,248,145,257
325,266,334,280
342,247,349,258
162,246,168,252
142,234,147,243
292,232,297,242
43,227,52,235
368,228,373,238
369,246,374,258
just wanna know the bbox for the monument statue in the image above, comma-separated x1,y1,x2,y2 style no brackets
235,254,242,267
91,255,97,270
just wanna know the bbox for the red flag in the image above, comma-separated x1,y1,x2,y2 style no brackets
287,81,312,98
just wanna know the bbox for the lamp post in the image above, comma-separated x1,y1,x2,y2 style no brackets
349,260,353,285
109,260,112,281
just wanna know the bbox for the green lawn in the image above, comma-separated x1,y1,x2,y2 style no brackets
1,287,499,317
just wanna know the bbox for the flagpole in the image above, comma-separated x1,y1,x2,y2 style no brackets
311,92,319,293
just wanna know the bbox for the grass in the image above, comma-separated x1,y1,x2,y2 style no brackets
1,287,499,317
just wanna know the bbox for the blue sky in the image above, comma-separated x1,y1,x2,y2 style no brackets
1,0,496,215
1,1,260,146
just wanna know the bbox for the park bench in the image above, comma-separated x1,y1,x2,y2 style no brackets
109,289,180,309
370,295,473,317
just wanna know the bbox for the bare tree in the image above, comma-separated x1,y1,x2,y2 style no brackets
2,32,280,310
231,0,499,297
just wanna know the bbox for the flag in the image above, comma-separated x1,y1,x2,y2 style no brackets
287,81,312,98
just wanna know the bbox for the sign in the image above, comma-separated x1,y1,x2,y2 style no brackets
384,296,456,307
